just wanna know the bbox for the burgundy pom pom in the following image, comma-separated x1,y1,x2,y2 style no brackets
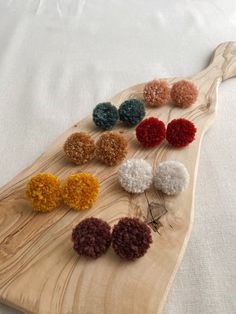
136,117,166,148
166,118,197,147
72,217,111,259
111,217,152,261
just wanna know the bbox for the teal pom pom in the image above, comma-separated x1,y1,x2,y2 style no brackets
118,99,145,126
93,102,119,130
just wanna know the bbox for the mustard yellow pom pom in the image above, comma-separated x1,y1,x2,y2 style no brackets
25,173,61,212
61,173,99,211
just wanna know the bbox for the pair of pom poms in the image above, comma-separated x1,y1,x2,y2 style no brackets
143,79,198,108
136,117,197,148
118,159,190,196
72,217,152,261
93,99,146,130
25,172,99,212
64,131,128,166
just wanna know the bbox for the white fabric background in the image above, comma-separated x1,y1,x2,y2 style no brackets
0,0,235,313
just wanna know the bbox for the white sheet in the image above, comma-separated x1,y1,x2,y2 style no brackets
0,1,235,313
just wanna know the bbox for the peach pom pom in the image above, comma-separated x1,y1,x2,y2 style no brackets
62,173,99,210
143,80,170,107
171,80,198,108
95,131,128,166
25,173,61,212
64,132,95,165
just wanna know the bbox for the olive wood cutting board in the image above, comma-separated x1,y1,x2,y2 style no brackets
0,42,235,314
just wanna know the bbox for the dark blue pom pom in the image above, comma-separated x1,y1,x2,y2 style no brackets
118,99,145,126
93,102,119,130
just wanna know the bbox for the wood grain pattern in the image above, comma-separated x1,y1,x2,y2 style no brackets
0,42,236,314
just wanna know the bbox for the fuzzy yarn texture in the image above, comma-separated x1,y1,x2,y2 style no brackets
118,159,153,193
64,132,95,165
118,99,145,126
95,131,128,166
136,117,166,148
25,173,61,212
143,80,170,107
62,173,99,210
154,160,190,195
171,80,198,108
166,118,197,147
112,217,152,261
93,102,119,130
72,217,111,259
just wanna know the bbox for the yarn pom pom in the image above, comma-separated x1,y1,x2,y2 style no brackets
166,118,197,147
118,159,153,193
72,217,111,259
96,131,128,166
93,102,119,130
25,173,61,212
143,80,170,107
153,161,190,195
171,80,198,108
112,217,152,261
136,117,166,148
64,132,95,165
118,99,145,126
62,173,99,210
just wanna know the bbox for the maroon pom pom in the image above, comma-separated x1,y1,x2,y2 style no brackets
72,217,111,259
136,117,166,148
111,217,152,261
166,118,197,147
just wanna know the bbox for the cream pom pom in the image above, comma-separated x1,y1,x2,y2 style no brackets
118,159,153,193
153,161,189,195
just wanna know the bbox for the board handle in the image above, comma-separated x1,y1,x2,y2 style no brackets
204,41,236,81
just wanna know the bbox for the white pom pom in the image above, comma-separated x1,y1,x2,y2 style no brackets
118,159,153,193
153,161,189,195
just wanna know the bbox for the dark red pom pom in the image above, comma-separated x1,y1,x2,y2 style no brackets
136,117,166,148
166,118,197,147
111,217,152,261
72,217,111,259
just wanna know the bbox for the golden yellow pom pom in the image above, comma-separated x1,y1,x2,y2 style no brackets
25,173,61,212
61,173,99,211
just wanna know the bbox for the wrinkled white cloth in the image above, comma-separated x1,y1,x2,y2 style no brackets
0,1,236,313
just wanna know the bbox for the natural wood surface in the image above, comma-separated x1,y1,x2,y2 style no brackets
0,42,236,314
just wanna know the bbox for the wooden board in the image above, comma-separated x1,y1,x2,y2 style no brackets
0,42,236,314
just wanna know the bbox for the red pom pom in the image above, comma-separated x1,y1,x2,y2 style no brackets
136,117,166,148
166,118,197,147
